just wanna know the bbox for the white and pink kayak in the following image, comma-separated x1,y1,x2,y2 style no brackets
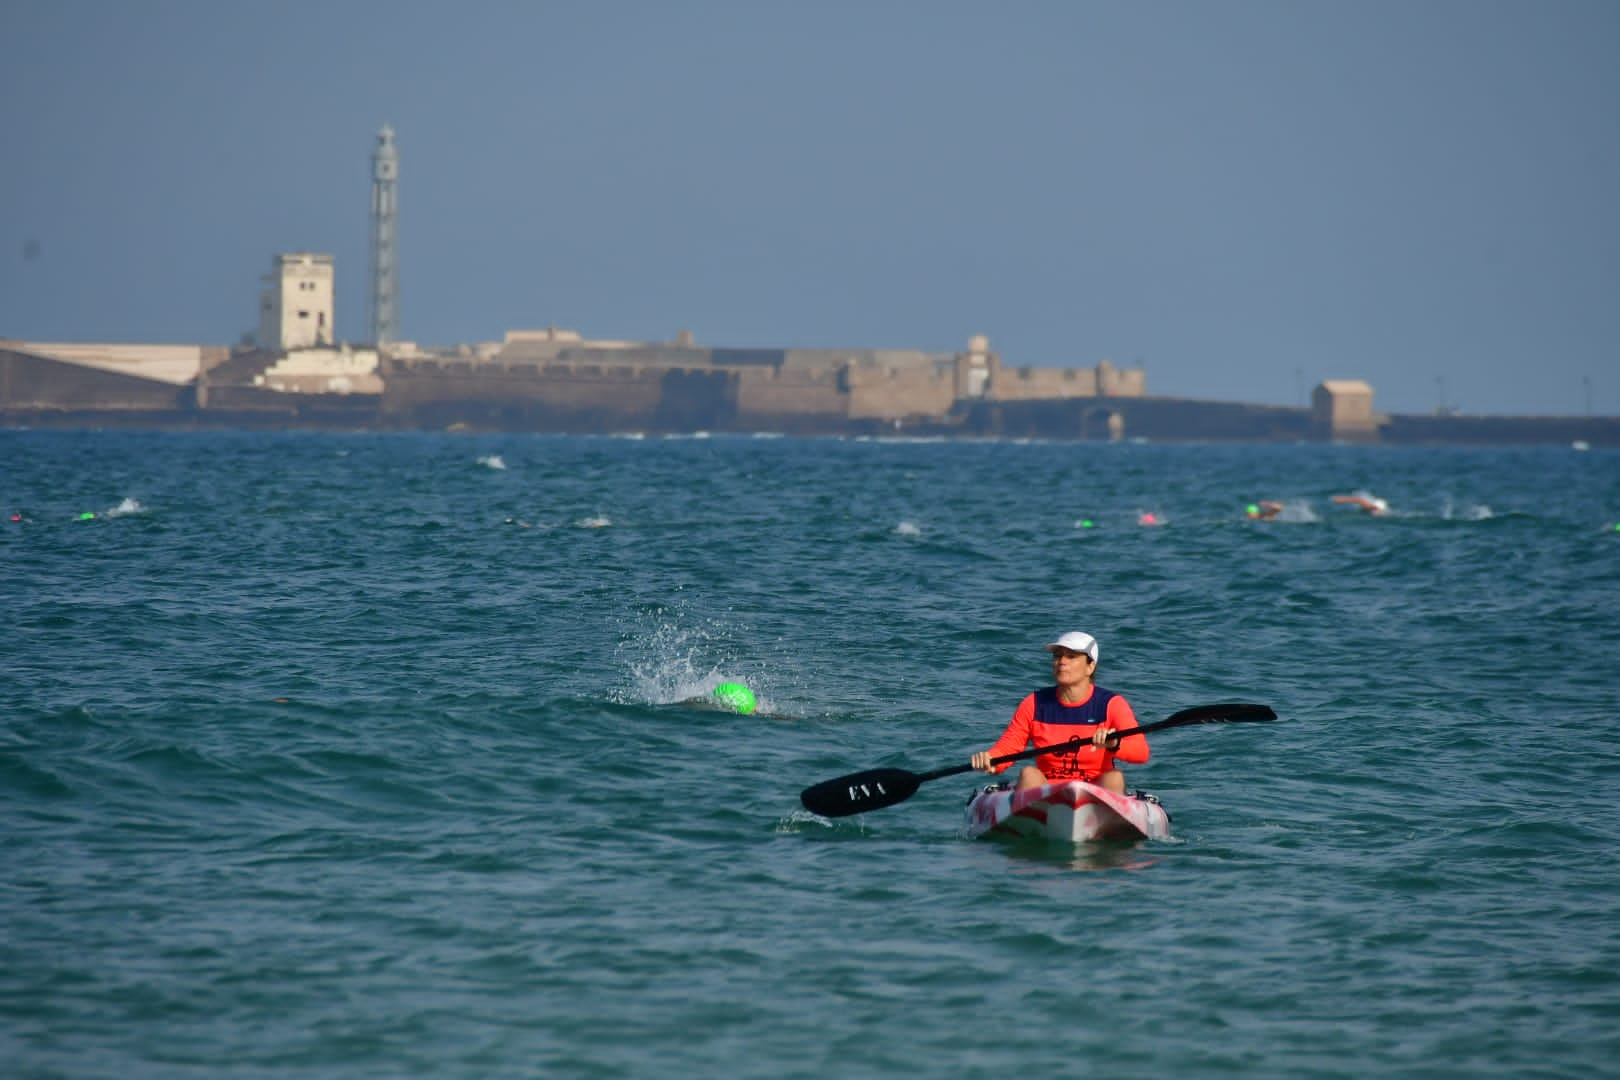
965,781,1171,843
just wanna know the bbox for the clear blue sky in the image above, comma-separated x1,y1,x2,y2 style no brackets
3,0,1616,416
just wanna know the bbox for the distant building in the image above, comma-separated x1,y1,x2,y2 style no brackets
1313,379,1379,442
239,252,381,395
258,253,335,351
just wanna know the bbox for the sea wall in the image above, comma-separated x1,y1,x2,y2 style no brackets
1381,413,1620,447
960,395,1315,442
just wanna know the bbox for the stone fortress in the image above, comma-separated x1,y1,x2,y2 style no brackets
0,244,1164,438
378,325,1151,437
0,266,1342,442
3,127,1614,447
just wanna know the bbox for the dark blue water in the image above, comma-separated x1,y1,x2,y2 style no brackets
4,430,1618,1078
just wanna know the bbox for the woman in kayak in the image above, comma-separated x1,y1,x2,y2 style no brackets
971,631,1149,794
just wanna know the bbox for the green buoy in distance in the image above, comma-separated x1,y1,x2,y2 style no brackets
713,682,757,715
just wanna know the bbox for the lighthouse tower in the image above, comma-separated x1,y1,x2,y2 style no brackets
368,125,400,346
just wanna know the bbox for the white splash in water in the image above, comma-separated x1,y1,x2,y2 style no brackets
1275,501,1320,523
106,498,145,517
613,616,777,714
477,455,506,470
895,521,922,537
1442,498,1494,521
621,625,733,703
1445,498,1490,518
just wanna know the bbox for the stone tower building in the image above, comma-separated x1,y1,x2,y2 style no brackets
258,253,335,351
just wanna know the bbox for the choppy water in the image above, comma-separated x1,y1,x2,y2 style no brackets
4,429,1618,1079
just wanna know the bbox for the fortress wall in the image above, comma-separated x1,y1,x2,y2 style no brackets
533,366,666,411
654,369,737,430
1098,363,1146,397
714,347,790,368
989,361,1148,401
9,342,208,385
198,384,380,421
992,365,1100,400
382,358,666,414
855,349,938,369
1,347,189,409
780,348,948,372
384,343,967,424
200,384,305,413
558,345,720,368
735,366,846,416
378,345,974,425
780,348,863,369
844,363,957,419
797,349,961,420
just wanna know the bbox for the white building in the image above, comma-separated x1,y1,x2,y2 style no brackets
258,253,335,351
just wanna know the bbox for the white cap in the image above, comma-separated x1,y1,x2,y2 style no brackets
1045,631,1098,662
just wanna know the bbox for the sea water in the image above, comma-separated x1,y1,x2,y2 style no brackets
3,429,1617,1079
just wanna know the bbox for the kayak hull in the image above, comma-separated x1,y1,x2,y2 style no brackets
965,781,1171,843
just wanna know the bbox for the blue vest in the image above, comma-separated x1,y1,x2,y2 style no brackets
1032,685,1117,727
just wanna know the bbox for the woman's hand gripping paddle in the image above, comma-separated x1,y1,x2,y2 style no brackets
798,702,1277,818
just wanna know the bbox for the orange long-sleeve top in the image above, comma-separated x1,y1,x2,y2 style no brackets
985,685,1149,781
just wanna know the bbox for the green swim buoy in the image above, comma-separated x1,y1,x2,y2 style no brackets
713,682,757,715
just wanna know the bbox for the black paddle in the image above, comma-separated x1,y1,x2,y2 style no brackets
799,701,1277,818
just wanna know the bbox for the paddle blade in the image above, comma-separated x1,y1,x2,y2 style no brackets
1155,702,1277,728
800,767,922,818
